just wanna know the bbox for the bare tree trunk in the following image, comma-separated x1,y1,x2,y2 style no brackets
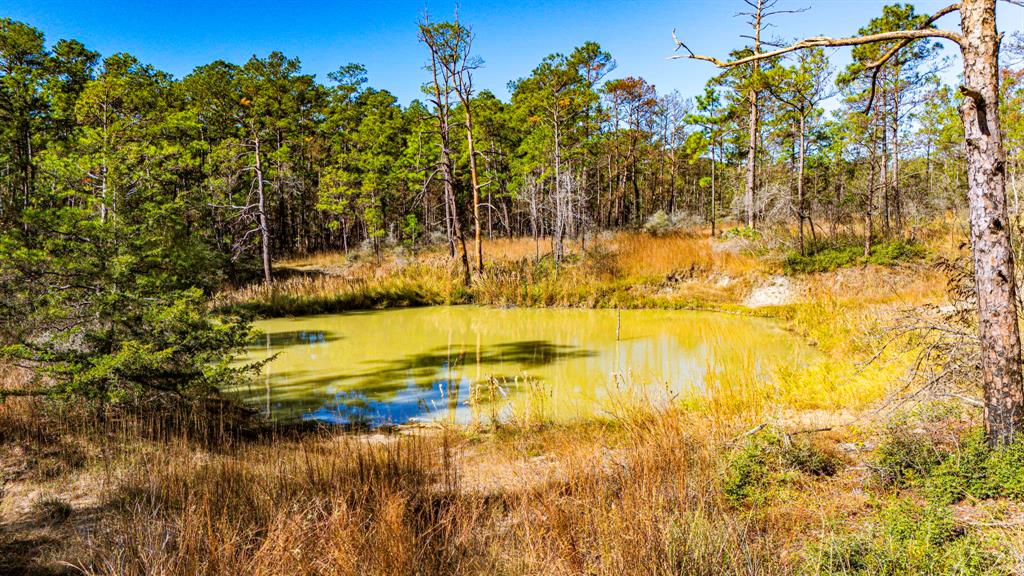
960,0,1023,445
463,104,484,274
427,51,470,286
341,216,348,255
865,148,876,258
527,175,541,262
892,90,903,233
254,134,272,286
710,142,718,238
553,119,565,263
744,3,763,229
797,114,807,255
420,18,472,286
443,185,455,258
880,86,891,236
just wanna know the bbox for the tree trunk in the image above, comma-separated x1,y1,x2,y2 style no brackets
710,142,717,238
959,0,1023,445
745,83,758,228
880,86,891,237
461,96,484,274
552,117,564,263
425,44,471,287
797,114,807,255
865,147,876,258
254,134,272,286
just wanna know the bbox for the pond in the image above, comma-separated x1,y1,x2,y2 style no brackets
232,306,818,426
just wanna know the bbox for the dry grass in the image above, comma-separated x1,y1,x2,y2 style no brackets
605,232,760,280
279,250,351,271
0,348,862,576
211,263,464,316
220,231,764,316
6,393,1021,576
35,408,839,576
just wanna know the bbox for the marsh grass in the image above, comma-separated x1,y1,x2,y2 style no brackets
218,232,761,316
65,406,807,576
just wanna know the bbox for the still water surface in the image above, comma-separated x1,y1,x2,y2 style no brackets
234,306,817,425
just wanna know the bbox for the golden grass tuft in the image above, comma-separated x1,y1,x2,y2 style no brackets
218,231,768,316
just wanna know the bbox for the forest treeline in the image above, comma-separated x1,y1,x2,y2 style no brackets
2,8,1021,284
0,4,1022,405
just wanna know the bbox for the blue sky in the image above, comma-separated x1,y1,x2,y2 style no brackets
7,1,1023,105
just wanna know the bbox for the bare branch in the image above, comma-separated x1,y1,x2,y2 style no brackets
762,6,810,19
936,393,985,408
861,3,961,113
672,2,963,69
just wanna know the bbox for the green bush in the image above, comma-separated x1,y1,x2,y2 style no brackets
872,416,945,488
783,240,926,274
807,497,1003,575
722,226,761,241
871,408,1024,502
925,429,1024,504
810,412,1020,575
723,431,776,503
643,210,676,236
723,427,842,503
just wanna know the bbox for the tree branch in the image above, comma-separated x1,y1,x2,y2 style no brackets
861,3,962,113
671,4,963,69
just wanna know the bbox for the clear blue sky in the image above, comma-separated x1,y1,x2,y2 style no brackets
6,1,1022,105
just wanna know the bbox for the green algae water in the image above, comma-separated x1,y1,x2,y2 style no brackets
233,306,817,426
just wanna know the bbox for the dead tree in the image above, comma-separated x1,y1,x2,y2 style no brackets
419,16,472,286
675,0,1023,445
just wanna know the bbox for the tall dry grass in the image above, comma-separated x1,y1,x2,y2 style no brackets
70,409,805,576
212,264,464,316
605,232,759,280
2,343,846,576
219,232,762,316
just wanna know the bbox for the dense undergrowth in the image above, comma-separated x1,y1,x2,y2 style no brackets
720,407,1024,575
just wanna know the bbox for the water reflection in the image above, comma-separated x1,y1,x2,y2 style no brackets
231,306,818,426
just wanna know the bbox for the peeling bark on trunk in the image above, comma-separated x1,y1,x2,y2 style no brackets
960,0,1023,445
